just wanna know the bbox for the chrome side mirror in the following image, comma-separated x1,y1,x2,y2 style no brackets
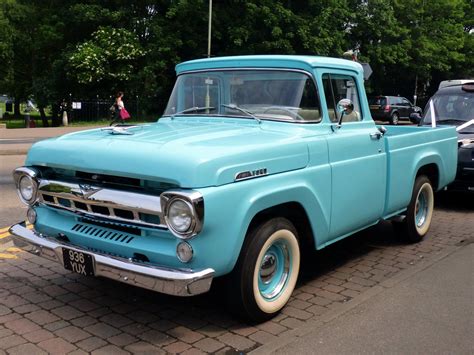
336,99,354,126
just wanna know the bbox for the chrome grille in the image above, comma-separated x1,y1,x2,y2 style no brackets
38,179,166,230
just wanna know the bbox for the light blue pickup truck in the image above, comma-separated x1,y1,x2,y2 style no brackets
11,55,458,322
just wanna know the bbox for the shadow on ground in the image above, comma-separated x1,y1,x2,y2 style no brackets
435,191,473,212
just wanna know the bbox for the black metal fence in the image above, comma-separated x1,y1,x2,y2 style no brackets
66,97,142,122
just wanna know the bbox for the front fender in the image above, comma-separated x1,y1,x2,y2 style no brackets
190,166,331,276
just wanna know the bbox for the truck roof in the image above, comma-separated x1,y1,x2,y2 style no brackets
438,79,474,89
176,55,363,75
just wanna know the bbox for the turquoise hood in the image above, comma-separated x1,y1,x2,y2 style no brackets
26,118,310,188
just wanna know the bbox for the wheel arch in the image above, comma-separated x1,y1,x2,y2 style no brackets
413,151,445,192
416,162,440,191
228,184,329,274
245,202,316,257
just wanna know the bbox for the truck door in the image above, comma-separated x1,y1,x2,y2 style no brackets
321,72,387,241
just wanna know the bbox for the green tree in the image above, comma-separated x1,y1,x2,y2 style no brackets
68,27,146,86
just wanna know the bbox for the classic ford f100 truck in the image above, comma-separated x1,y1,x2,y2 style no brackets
11,55,458,322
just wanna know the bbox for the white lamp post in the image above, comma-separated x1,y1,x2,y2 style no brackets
207,0,212,58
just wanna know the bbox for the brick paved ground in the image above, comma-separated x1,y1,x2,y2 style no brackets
0,193,472,354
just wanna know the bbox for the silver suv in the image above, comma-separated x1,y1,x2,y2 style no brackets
421,80,474,192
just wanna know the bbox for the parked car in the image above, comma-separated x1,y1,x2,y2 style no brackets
10,55,458,322
419,80,474,192
369,95,422,125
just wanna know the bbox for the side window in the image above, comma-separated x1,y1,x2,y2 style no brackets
322,74,337,122
297,78,322,122
401,98,411,106
322,73,362,122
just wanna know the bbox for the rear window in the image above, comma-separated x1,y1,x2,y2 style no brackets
369,97,387,106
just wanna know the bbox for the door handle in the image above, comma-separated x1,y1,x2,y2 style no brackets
370,131,383,140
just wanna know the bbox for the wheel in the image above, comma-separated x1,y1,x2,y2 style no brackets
390,112,399,125
394,175,434,243
228,218,300,322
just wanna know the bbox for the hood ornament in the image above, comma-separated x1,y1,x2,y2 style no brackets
101,125,139,135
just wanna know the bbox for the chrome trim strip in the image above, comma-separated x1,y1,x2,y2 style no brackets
9,223,214,296
37,179,166,229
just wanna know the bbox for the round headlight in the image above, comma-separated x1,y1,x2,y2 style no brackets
168,199,193,234
19,175,36,203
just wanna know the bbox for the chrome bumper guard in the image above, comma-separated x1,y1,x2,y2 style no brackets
9,223,214,296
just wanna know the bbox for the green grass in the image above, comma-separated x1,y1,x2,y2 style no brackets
1,101,158,128
2,118,155,129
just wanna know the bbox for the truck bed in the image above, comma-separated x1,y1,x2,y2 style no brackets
382,125,458,216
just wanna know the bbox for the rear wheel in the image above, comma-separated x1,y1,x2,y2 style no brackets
394,175,434,243
390,112,399,125
228,218,300,322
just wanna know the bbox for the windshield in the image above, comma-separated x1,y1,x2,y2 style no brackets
422,91,474,132
163,70,321,122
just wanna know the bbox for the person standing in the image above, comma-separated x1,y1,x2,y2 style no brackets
111,91,130,125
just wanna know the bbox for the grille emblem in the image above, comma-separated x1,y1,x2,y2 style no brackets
72,184,101,199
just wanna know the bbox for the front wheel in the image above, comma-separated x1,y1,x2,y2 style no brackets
394,175,434,243
228,218,300,322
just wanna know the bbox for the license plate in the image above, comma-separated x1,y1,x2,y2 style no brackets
62,248,94,276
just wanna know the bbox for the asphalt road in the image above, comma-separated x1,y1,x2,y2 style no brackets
0,155,27,227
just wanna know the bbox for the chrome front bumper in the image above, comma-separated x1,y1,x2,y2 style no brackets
9,223,214,296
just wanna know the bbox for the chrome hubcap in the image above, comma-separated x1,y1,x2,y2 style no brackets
258,241,291,300
260,254,277,284
415,188,428,228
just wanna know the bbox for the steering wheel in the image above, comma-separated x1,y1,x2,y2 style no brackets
263,106,304,121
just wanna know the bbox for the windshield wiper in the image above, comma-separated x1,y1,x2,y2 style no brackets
170,106,215,119
221,104,261,124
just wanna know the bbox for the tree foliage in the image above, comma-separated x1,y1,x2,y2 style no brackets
68,27,146,85
0,0,472,115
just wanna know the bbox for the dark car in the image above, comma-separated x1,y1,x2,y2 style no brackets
420,81,474,192
369,96,422,125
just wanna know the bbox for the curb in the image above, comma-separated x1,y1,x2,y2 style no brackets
0,148,29,156
249,244,461,355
